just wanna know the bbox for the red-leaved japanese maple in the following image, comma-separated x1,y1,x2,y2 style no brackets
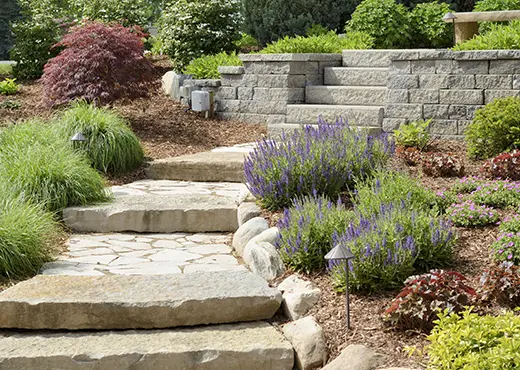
41,21,158,106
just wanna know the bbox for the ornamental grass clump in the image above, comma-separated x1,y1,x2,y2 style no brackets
244,118,394,210
276,195,354,273
54,101,144,174
447,200,499,227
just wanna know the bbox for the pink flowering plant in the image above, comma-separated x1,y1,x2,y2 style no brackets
447,200,499,227
492,232,520,264
452,176,484,194
499,214,520,233
470,180,520,209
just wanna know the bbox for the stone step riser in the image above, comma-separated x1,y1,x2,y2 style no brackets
286,104,383,126
305,86,387,106
268,123,381,139
324,67,389,86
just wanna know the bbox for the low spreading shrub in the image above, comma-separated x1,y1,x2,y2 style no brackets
428,309,520,369
244,118,393,210
54,101,144,174
481,150,520,180
409,1,453,48
74,0,151,28
234,33,259,53
473,0,520,33
480,262,520,308
305,24,330,37
492,232,520,264
435,190,459,213
276,195,354,273
421,152,465,178
259,31,374,54
0,192,61,279
454,20,520,51
499,213,520,233
184,52,242,80
0,120,109,212
0,78,19,95
394,120,431,149
465,97,520,159
345,0,411,48
383,270,476,332
470,180,520,208
42,21,157,107
452,176,484,194
447,200,499,227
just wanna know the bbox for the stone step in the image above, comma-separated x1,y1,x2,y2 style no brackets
286,104,383,126
0,271,282,330
146,151,248,183
324,67,389,86
63,180,247,233
342,49,399,67
269,123,382,139
305,86,387,106
0,322,294,369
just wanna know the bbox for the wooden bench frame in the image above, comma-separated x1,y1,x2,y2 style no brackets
443,10,520,44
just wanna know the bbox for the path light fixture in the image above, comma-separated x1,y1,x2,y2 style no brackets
443,12,457,45
71,132,87,142
325,244,356,329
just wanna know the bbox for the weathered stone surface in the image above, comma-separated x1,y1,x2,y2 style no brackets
0,322,294,370
343,50,393,67
453,50,498,60
384,104,423,120
446,74,475,89
216,86,237,100
232,217,269,256
485,89,520,103
146,151,246,182
217,99,241,112
218,66,245,75
243,61,319,75
286,104,383,127
240,53,341,62
282,317,327,370
238,202,262,227
452,60,489,74
490,59,520,74
475,74,512,89
423,104,449,119
184,79,221,88
448,105,468,119
419,74,448,89
382,118,407,132
411,60,436,74
306,86,387,106
0,271,282,330
324,67,388,86
216,112,285,125
386,89,409,103
409,89,439,104
240,99,288,114
253,87,305,102
243,241,285,281
389,61,411,74
278,275,321,321
439,89,484,105
429,119,458,135
322,344,384,370
387,75,419,89
247,227,279,247
238,86,254,100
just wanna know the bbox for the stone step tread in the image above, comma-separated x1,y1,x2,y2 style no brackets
269,123,382,138
287,104,384,110
307,86,388,91
286,104,384,125
0,322,294,370
305,86,387,106
0,271,282,330
326,66,389,71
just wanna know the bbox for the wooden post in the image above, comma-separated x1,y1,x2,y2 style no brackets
208,91,215,119
455,22,479,44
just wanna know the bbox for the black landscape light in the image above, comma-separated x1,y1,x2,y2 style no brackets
325,244,356,329
443,12,457,45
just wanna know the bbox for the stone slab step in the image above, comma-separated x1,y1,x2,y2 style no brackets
0,271,282,330
0,322,294,370
342,49,395,67
63,180,247,233
305,86,387,106
146,151,247,183
269,123,381,139
324,67,388,86
286,104,383,126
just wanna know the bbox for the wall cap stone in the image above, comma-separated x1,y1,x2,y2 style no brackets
239,53,342,62
388,49,520,61
184,79,221,87
218,66,245,75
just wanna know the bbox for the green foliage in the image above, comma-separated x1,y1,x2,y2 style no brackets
72,0,151,28
394,119,431,149
454,21,520,50
0,78,19,95
0,99,21,110
234,33,259,51
410,1,453,48
465,97,520,159
474,0,520,33
242,0,354,45
158,0,241,71
184,52,242,79
259,31,374,54
0,0,20,60
470,180,520,208
0,192,61,279
0,120,109,212
305,24,330,36
499,213,520,233
0,64,13,76
54,101,144,174
345,0,411,48
452,176,483,194
427,309,520,370
447,200,499,227
398,0,476,10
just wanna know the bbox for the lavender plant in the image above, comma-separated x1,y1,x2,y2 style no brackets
244,118,394,210
492,232,520,264
447,201,499,227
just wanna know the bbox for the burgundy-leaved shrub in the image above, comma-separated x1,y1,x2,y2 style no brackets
41,21,158,106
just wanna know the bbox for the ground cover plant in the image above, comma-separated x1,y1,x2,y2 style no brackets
394,119,431,150
0,78,19,95
184,52,242,79
447,200,499,227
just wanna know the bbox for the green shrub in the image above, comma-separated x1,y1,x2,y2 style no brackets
345,0,411,48
234,33,259,52
465,97,520,159
184,52,242,79
305,24,330,36
454,21,520,50
0,78,19,95
0,120,109,212
0,0,20,60
427,309,520,369
474,0,520,33
470,180,520,208
452,176,484,194
398,0,475,9
259,31,374,54
394,119,431,149
410,1,453,48
0,191,61,279
276,195,354,273
158,0,241,71
72,0,151,28
54,101,144,174
0,64,13,76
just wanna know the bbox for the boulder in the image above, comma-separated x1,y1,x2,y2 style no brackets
232,217,269,256
282,316,327,370
238,202,262,227
278,275,321,320
243,241,285,281
238,226,279,258
162,71,176,95
322,344,384,370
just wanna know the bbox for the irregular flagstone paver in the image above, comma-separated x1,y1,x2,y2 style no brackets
0,322,294,370
0,272,283,330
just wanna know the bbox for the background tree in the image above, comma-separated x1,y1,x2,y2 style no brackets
0,0,21,60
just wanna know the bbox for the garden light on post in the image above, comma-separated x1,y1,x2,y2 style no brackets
325,244,355,329
71,132,87,150
443,12,457,46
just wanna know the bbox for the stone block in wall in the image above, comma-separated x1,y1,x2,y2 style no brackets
253,88,305,102
513,75,520,89
389,61,411,74
216,87,237,100
424,104,449,119
496,50,520,59
243,61,319,75
218,66,245,75
435,60,455,74
238,87,254,100
411,60,436,74
388,75,419,89
410,89,439,104
419,74,448,89
439,90,484,105
484,89,520,104
184,79,221,88
318,61,342,74
490,60,520,74
383,118,407,132
221,74,245,87
240,100,288,115
418,50,453,60
429,119,458,135
253,74,307,88
475,75,512,89
216,112,285,125
217,99,240,112
458,120,472,135
447,75,475,89
434,60,489,74
467,105,485,119
385,104,423,120
306,74,323,86
448,105,468,120
387,89,409,103
452,51,499,60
